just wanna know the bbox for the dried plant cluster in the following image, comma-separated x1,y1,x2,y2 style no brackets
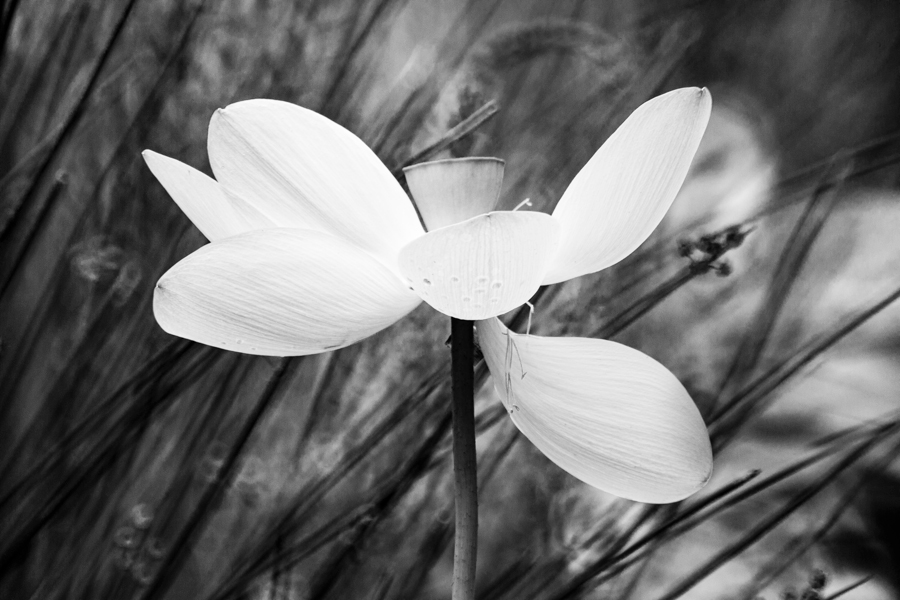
1,1,900,600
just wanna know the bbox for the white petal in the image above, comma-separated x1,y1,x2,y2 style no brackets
154,229,421,356
207,100,424,266
543,88,712,284
397,212,560,320
404,158,505,230
142,150,274,241
477,318,712,503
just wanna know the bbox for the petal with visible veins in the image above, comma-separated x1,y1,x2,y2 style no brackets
403,158,505,231
143,150,274,241
543,87,712,285
477,317,713,503
208,99,424,267
154,229,421,356
398,212,560,320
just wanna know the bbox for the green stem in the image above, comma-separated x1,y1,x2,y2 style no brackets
450,317,477,600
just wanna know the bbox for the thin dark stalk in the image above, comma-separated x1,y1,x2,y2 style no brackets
306,406,453,599
777,130,900,191
648,433,893,600
296,352,339,446
533,18,699,206
589,469,760,565
810,410,900,448
0,0,21,72
593,270,693,338
368,572,394,600
0,340,193,506
372,0,505,163
0,0,141,262
218,406,454,600
137,359,291,600
735,480,862,600
597,22,699,139
640,128,900,282
709,168,846,416
668,424,900,535
399,412,518,599
822,576,873,600
394,100,500,176
451,317,477,600
0,0,205,438
0,345,217,574
208,371,449,600
319,0,399,118
590,225,750,340
549,423,898,600
618,543,657,600
710,283,900,439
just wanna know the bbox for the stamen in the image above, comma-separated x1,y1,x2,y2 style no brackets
512,198,532,211
524,301,534,336
503,328,527,404
504,330,514,406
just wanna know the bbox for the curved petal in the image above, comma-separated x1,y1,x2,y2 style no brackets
403,158,505,230
477,318,712,503
397,212,560,320
154,229,421,356
543,87,712,285
142,150,274,241
207,100,424,266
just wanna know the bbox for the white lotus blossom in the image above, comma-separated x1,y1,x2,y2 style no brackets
144,87,713,503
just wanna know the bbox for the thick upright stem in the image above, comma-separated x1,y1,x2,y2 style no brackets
450,317,477,600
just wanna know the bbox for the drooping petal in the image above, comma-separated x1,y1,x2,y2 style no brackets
154,229,421,356
543,87,712,285
404,158,505,230
207,99,424,266
397,212,560,320
143,150,275,241
477,318,712,503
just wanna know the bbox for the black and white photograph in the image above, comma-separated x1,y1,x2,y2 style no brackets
1,1,900,598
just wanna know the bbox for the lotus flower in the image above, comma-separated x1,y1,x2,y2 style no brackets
144,87,713,503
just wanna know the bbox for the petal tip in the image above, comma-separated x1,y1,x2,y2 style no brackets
152,277,175,334
674,86,712,115
142,149,163,168
693,451,715,491
700,461,714,488
142,149,176,172
209,107,227,129
678,85,708,98
698,86,712,111
667,438,714,503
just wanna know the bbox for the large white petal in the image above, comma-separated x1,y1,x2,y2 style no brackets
154,229,421,356
477,318,712,503
397,212,560,320
543,88,712,284
143,150,274,241
207,100,424,266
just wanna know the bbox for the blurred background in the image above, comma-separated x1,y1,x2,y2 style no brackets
1,0,900,598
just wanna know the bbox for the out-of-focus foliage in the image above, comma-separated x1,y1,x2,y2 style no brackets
1,0,900,599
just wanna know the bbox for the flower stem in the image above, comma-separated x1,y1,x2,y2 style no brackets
450,317,477,600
